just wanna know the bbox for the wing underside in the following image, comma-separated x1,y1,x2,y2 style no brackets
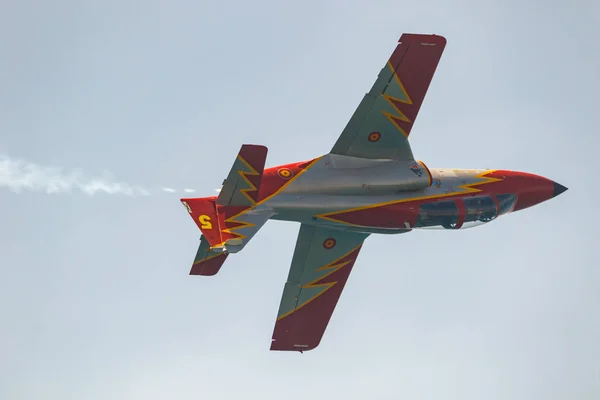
270,224,369,352
331,33,446,161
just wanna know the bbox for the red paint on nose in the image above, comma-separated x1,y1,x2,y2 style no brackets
497,171,556,211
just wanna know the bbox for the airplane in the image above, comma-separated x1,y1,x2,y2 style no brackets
180,33,567,353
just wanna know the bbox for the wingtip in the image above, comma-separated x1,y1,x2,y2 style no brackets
189,252,228,276
240,144,268,153
269,343,318,352
399,33,447,45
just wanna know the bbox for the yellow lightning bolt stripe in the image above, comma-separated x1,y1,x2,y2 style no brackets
209,214,255,250
216,155,261,243
221,217,255,240
210,157,324,251
315,170,502,226
212,157,324,248
236,155,260,205
276,244,363,321
382,61,413,138
258,157,323,204
193,251,223,265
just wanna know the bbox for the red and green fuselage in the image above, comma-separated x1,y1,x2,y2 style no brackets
184,153,566,245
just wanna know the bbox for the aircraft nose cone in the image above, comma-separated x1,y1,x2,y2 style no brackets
553,182,568,198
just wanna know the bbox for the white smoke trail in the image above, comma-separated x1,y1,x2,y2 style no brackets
0,154,205,196
162,187,201,194
0,154,152,196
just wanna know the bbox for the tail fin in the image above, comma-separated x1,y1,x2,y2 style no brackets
181,196,273,253
181,196,222,246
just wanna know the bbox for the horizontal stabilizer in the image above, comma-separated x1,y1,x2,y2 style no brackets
190,235,228,276
217,144,268,207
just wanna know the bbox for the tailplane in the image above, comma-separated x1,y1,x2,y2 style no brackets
190,235,228,276
216,144,268,207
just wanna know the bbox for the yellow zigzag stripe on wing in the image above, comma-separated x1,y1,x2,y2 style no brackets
315,170,503,226
218,155,261,242
236,155,260,205
277,244,362,321
382,61,413,138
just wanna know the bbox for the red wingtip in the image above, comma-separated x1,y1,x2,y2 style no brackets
190,253,228,276
398,33,447,46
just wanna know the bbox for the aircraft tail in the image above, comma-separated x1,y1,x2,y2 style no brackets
181,196,272,252
181,144,272,275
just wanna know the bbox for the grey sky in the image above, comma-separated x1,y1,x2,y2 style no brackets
1,1,598,399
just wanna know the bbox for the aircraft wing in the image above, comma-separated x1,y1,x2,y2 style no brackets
270,224,369,352
331,33,446,161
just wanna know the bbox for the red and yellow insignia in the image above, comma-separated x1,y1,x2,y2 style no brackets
277,168,294,179
323,238,336,249
368,132,381,142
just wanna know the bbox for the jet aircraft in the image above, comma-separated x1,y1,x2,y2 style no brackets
181,33,567,352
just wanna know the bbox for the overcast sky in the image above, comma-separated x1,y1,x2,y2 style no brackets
1,1,598,399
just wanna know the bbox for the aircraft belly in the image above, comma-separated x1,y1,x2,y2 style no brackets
267,193,388,214
269,212,410,234
264,168,494,230
267,193,419,232
281,154,431,195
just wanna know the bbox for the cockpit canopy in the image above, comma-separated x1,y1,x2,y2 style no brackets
414,194,517,230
